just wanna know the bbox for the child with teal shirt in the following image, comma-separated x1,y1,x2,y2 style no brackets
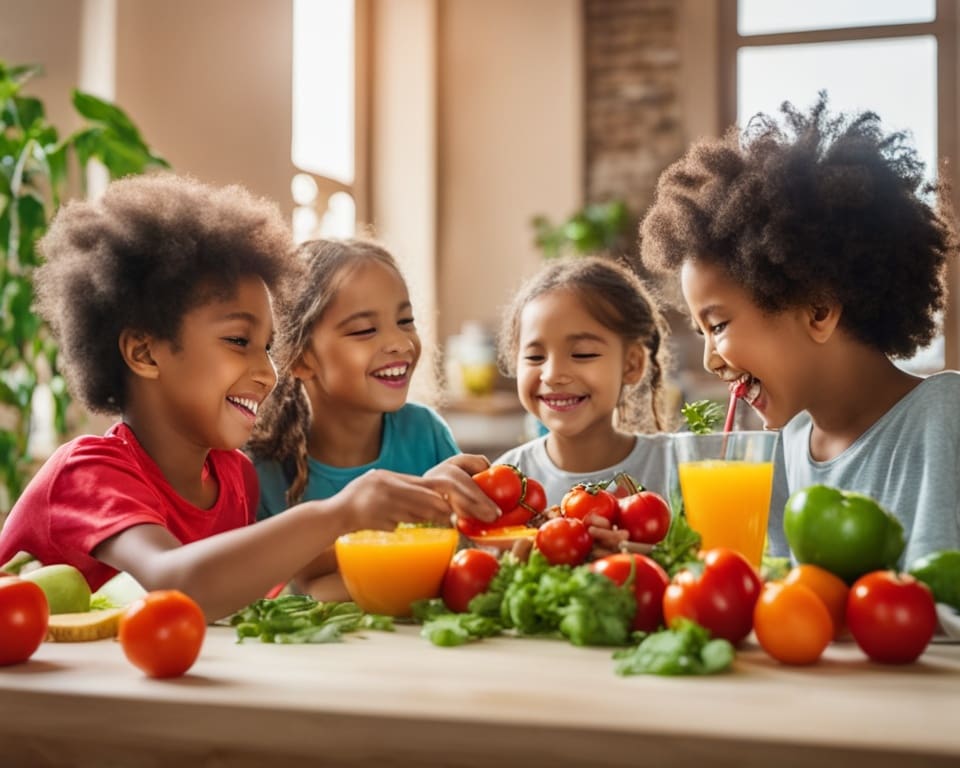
255,401,458,518
246,238,461,599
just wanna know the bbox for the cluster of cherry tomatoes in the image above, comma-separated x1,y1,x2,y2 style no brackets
454,464,548,538
457,464,672,571
537,479,672,567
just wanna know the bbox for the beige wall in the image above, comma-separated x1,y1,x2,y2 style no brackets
114,0,296,216
436,0,583,343
369,0,440,362
0,0,84,133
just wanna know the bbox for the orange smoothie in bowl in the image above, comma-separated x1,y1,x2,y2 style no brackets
335,527,459,617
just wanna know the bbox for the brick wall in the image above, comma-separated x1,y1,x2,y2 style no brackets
584,0,685,222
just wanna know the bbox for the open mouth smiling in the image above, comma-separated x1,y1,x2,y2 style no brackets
226,395,260,418
539,394,588,411
372,363,410,385
732,373,762,406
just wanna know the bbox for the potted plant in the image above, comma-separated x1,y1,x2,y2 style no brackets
0,61,168,517
530,199,632,259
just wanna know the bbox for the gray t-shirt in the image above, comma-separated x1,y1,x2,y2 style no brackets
494,434,674,508
774,370,960,568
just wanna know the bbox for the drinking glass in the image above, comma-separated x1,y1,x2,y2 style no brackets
673,431,778,568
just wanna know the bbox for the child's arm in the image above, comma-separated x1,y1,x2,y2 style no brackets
94,456,499,620
293,548,350,602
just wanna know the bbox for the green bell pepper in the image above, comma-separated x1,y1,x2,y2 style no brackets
909,550,960,611
783,485,905,584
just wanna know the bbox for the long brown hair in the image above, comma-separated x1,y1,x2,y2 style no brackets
245,238,404,505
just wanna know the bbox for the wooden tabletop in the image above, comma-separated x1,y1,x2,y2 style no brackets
1,625,958,767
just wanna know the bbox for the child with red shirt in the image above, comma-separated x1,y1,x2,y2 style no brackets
0,174,497,620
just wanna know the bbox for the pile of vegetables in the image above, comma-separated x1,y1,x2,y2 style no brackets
416,549,737,677
418,550,636,647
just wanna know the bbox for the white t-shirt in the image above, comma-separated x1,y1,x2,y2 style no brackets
494,433,675,508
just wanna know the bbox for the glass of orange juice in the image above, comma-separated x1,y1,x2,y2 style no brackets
335,527,459,617
673,431,778,568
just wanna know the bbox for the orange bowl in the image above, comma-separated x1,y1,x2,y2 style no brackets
465,525,538,553
335,527,459,616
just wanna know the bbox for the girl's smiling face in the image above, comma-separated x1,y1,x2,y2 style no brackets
295,259,421,415
680,258,821,430
516,288,644,442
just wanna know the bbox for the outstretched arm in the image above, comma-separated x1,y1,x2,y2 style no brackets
95,458,500,620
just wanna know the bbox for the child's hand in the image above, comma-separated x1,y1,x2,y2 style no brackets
423,454,501,525
336,469,463,530
586,514,629,558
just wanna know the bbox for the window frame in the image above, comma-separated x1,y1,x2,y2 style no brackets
717,0,959,370
290,0,370,239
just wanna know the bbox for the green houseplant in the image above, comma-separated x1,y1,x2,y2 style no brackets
1,61,168,515
531,200,632,259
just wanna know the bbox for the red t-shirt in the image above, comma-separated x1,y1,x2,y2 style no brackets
0,422,258,591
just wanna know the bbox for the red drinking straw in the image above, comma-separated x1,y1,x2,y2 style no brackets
723,381,748,434
720,381,748,457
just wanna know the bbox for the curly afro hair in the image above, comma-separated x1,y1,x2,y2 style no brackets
35,173,296,414
640,92,958,359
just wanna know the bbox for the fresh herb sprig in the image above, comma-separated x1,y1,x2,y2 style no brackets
680,399,725,435
648,514,702,577
230,595,394,643
613,618,734,676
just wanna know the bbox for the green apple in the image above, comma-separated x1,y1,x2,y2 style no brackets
22,564,92,614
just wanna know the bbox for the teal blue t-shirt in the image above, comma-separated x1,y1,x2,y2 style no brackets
253,402,459,520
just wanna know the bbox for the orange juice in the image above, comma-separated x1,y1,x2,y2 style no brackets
334,527,459,616
677,460,774,568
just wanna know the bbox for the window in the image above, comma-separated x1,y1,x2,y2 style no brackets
719,0,957,371
291,0,367,243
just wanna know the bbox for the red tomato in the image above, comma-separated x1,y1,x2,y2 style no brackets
119,590,207,678
590,553,669,632
663,547,762,645
561,484,618,526
473,464,525,515
0,577,49,666
535,517,593,566
617,491,671,544
521,478,547,514
456,505,533,538
846,571,937,664
441,549,500,613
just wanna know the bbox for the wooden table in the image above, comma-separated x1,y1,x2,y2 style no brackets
1,626,958,767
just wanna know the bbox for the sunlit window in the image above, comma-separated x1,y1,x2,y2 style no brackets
738,0,934,36
291,0,357,242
